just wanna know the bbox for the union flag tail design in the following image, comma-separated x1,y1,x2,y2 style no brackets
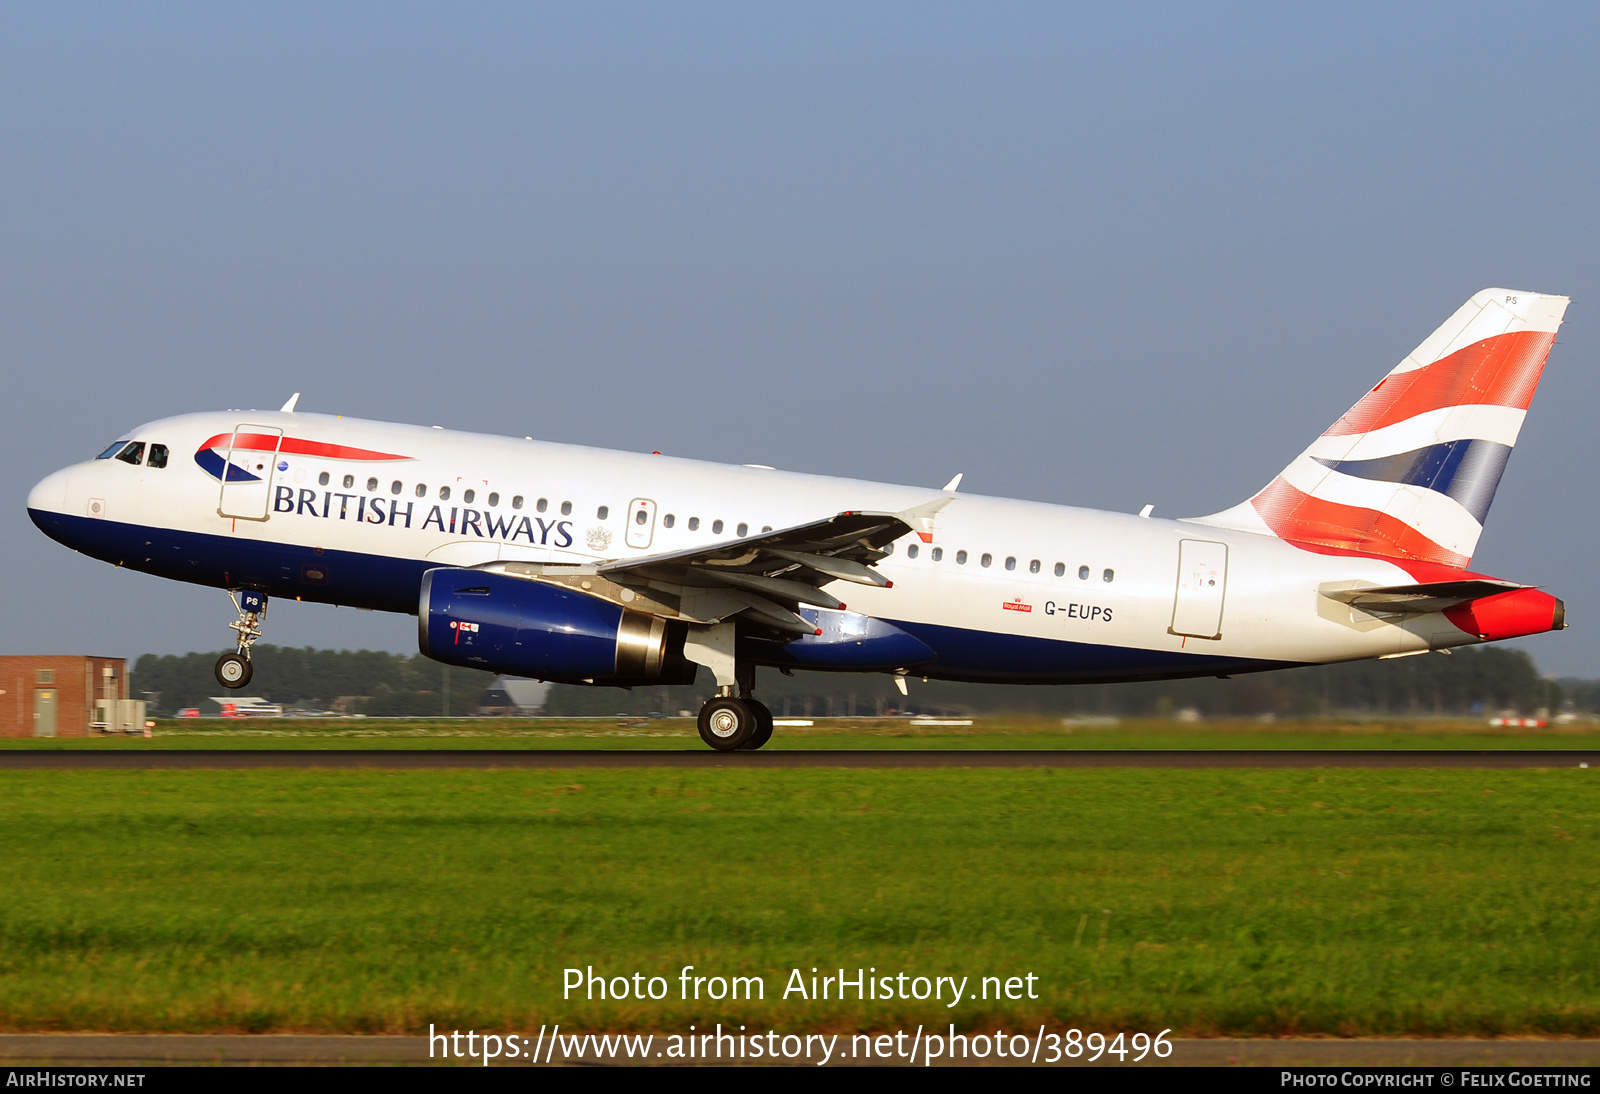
1194,289,1569,567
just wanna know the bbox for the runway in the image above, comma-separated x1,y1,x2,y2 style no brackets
0,1033,1595,1067
0,748,1593,769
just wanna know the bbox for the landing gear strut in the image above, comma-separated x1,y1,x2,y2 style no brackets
215,590,267,690
687,623,774,751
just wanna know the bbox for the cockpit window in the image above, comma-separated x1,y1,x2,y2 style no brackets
96,442,128,460
147,444,169,469
115,442,145,466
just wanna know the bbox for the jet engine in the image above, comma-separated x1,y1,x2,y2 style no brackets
419,568,696,686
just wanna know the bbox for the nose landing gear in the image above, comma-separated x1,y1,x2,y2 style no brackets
215,590,267,690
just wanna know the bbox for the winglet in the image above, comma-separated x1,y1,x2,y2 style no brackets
897,496,953,544
942,473,963,492
279,393,301,413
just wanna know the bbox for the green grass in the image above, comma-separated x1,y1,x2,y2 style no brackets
5,715,1600,750
0,767,1595,1035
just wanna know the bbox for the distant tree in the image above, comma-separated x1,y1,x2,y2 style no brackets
131,646,494,715
134,642,1571,719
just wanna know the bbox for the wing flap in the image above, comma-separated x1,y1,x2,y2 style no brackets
472,506,936,636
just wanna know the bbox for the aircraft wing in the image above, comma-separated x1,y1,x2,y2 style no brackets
1320,579,1525,616
589,511,911,635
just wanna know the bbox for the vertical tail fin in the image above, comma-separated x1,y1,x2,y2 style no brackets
1192,289,1569,567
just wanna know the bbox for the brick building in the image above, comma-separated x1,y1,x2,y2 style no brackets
0,656,129,738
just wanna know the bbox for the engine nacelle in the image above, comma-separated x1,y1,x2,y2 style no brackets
419,568,695,686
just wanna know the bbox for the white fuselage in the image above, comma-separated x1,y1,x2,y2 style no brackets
28,410,1500,684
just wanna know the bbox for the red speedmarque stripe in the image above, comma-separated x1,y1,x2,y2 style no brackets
199,433,412,462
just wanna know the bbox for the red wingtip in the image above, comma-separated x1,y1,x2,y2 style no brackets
885,581,893,589
814,628,823,636
839,603,847,611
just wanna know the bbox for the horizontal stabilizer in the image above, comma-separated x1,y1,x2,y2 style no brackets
1320,578,1523,615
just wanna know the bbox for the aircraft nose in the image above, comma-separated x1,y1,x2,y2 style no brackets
28,468,69,515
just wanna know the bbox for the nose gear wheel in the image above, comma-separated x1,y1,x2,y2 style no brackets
214,653,253,689
215,590,268,690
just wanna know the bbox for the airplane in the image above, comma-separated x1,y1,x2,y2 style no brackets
28,288,1570,750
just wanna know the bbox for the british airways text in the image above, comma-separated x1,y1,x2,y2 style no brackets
273,487,575,547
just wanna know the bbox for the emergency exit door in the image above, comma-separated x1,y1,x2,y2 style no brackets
34,689,56,738
1170,539,1228,640
217,425,284,521
626,498,657,549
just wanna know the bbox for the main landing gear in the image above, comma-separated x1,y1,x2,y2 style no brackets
697,695,774,752
683,621,775,751
215,590,267,690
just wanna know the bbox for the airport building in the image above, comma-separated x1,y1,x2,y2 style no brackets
0,656,138,737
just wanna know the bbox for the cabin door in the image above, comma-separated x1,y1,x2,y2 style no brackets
217,425,284,521
1170,539,1228,640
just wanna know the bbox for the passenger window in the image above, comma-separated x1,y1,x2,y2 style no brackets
489,493,500,507
95,442,126,460
147,444,169,469
1005,557,1017,571
536,498,547,512
1103,569,1115,583
512,496,524,509
439,486,451,501
598,505,609,520
634,509,647,525
688,517,700,531
980,553,992,568
343,475,354,489
415,483,427,498
464,490,476,504
907,544,919,559
318,471,330,486
884,543,894,555
391,480,403,495
736,522,748,537
761,525,772,533
1029,559,1040,574
560,501,572,516
366,477,378,492
712,520,724,534
1079,565,1090,580
931,547,943,562
116,442,145,465
956,550,968,565
1054,562,1065,577
662,514,675,528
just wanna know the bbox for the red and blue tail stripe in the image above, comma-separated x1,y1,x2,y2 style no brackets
1193,289,1568,569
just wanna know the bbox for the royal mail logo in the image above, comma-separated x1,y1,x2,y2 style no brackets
1002,599,1032,613
449,621,480,632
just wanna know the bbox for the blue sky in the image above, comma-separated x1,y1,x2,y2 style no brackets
5,3,1599,674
